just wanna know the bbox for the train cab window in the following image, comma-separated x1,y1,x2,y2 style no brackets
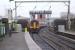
30,20,39,27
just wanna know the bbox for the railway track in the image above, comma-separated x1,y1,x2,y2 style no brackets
29,27,75,50
38,27,75,50
30,33,54,50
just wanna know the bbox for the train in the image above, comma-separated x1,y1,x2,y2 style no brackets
29,19,48,33
29,20,40,33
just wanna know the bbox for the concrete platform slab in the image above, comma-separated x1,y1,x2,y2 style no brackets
64,31,75,35
0,32,29,50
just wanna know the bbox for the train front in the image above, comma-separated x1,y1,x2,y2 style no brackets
29,20,39,33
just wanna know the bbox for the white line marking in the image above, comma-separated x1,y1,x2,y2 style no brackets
24,32,42,50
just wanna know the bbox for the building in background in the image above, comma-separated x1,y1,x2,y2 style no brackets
61,12,75,31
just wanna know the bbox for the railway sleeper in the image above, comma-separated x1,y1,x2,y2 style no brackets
46,32,75,49
41,30,75,49
39,32,75,50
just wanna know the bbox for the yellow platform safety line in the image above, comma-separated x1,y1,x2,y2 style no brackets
25,27,28,32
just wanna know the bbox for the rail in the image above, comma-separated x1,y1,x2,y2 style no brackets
39,27,75,50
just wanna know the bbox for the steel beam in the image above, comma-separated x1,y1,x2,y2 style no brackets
15,1,70,3
15,0,71,30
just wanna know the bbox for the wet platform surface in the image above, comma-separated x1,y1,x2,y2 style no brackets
0,32,29,50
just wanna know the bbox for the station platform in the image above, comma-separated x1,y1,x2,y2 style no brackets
0,32,42,50
0,32,29,50
64,31,75,35
0,32,28,50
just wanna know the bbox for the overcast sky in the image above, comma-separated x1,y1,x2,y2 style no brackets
0,0,75,18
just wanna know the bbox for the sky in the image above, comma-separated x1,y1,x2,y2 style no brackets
0,0,75,18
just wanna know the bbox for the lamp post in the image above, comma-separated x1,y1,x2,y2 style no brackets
65,1,70,30
68,1,71,30
9,0,14,33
